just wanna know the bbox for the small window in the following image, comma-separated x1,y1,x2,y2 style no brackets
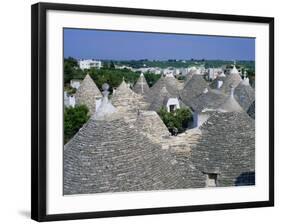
206,173,217,187
169,104,176,112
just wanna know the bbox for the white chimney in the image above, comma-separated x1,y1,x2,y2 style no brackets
217,80,223,89
230,84,235,97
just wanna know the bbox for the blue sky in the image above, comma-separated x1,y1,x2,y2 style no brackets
64,28,255,61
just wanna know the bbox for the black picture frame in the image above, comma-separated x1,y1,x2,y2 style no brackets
31,2,274,222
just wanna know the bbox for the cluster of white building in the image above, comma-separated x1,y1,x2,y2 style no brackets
77,59,245,83
66,61,249,116
78,59,102,70
64,80,81,108
115,64,231,80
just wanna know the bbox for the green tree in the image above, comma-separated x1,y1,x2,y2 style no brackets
157,107,193,135
88,67,139,92
64,57,85,84
144,72,161,87
64,105,90,143
110,61,115,69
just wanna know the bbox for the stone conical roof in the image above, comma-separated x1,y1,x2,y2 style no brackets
180,75,209,106
220,70,242,93
189,89,227,112
218,90,244,113
165,75,183,91
150,75,180,97
149,86,173,111
191,111,255,186
247,100,255,119
164,128,202,157
149,86,187,112
135,110,170,143
234,81,255,111
132,73,152,103
64,112,195,194
111,80,149,113
132,73,150,95
184,73,194,85
75,74,102,115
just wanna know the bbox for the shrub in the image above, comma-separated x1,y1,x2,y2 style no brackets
64,105,90,143
157,107,193,135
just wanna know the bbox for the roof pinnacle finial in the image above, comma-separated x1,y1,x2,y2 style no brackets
102,83,109,95
101,83,110,103
93,83,117,120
